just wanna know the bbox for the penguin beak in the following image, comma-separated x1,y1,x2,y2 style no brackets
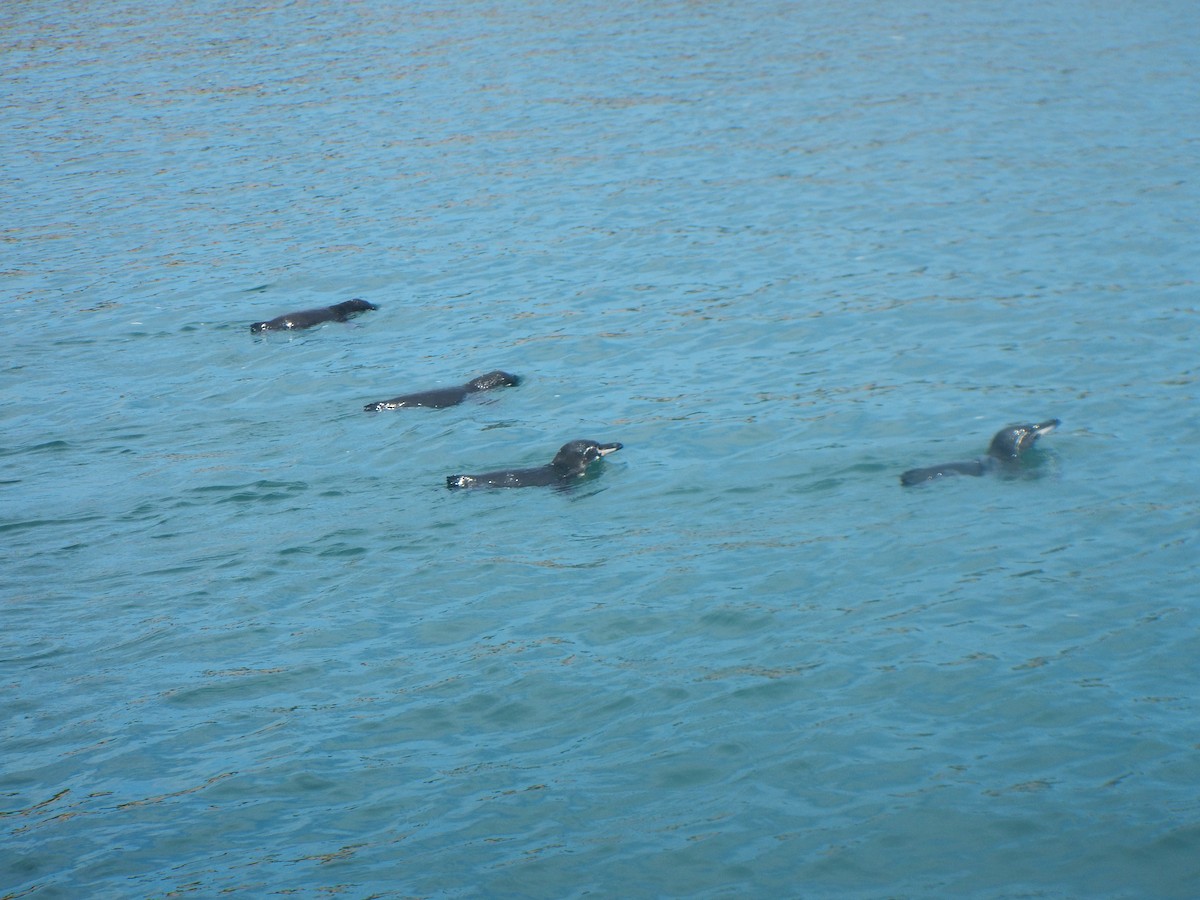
595,443,623,457
1032,419,1060,437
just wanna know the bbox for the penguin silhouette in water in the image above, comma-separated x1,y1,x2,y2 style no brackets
250,299,377,333
900,419,1060,486
447,440,622,490
364,371,519,411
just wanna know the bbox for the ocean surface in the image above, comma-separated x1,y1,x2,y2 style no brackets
3,1,1198,897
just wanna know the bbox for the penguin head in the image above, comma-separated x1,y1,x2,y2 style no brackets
467,371,521,391
551,440,623,475
988,419,1060,459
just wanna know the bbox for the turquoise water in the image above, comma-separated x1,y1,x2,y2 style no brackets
3,1,1198,897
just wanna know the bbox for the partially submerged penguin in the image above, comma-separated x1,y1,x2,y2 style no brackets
900,419,1060,486
250,299,377,333
364,371,520,411
447,439,622,490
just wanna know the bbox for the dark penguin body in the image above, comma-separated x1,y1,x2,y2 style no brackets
364,371,520,411
447,440,622,490
900,419,1060,486
250,299,377,333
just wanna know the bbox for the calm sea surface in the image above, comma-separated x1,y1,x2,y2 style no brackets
3,1,1198,897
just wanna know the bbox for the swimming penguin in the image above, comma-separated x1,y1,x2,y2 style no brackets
447,439,623,490
364,371,520,411
900,419,1060,486
250,299,377,333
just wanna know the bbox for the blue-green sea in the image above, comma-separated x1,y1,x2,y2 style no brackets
3,2,1198,897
